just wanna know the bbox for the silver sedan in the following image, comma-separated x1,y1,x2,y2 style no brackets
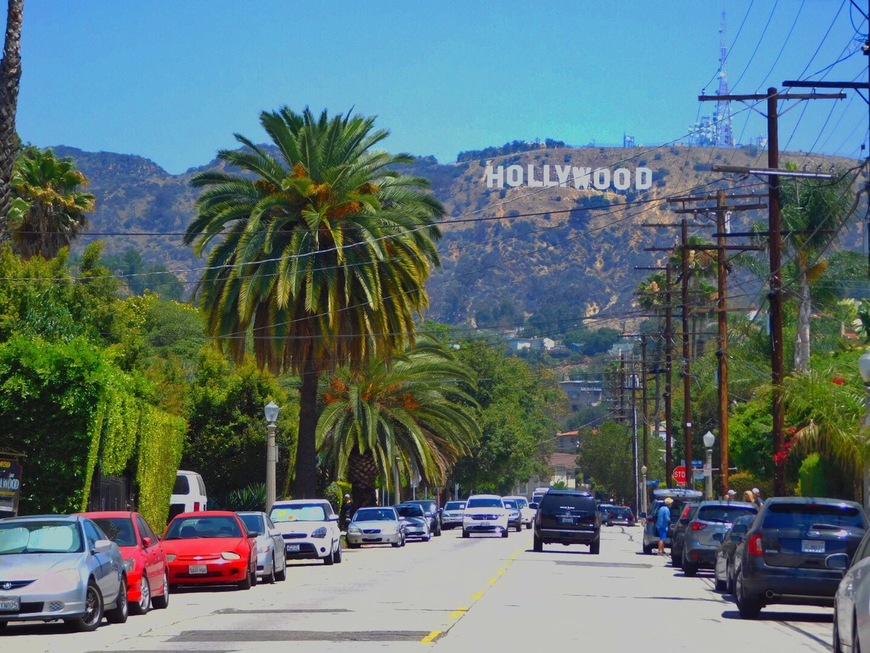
346,508,405,548
0,514,129,632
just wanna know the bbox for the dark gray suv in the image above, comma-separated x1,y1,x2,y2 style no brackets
533,490,600,554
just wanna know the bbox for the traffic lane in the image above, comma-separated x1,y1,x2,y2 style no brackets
431,525,833,652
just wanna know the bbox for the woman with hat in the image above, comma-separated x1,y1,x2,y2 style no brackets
656,497,673,556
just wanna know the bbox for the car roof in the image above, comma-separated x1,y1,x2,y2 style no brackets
759,496,864,508
171,510,238,519
1,514,82,523
271,499,329,506
237,511,267,516
541,489,593,497
79,511,137,519
652,488,704,499
697,500,757,508
466,494,502,500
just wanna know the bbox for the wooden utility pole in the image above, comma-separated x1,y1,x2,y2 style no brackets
680,218,694,480
641,335,649,471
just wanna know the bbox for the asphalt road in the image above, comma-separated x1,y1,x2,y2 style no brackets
1,524,834,652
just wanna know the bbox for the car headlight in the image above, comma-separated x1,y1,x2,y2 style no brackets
123,559,135,573
166,554,176,563
311,527,328,538
221,552,241,560
348,526,361,534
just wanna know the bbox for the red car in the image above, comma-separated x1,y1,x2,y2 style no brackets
80,510,170,614
161,511,257,590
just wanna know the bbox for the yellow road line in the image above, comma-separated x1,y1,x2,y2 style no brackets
421,630,442,644
449,607,468,619
471,590,483,601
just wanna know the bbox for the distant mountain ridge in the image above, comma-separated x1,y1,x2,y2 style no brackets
51,143,863,329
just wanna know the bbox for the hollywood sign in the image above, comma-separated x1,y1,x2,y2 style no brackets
485,164,653,191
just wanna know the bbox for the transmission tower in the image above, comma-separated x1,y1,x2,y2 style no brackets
713,9,734,147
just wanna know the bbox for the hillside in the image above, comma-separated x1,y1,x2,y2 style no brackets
52,144,864,328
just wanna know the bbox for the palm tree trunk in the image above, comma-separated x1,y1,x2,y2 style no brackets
347,447,378,509
795,269,811,373
292,355,319,498
0,0,23,243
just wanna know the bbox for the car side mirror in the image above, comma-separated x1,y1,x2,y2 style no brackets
141,536,152,548
247,529,262,538
826,553,850,571
328,514,339,522
93,539,113,554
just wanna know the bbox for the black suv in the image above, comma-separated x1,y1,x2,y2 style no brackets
734,497,868,619
533,490,600,554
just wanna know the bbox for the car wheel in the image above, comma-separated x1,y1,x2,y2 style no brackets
516,522,522,532
462,528,470,538
853,615,861,653
347,541,361,549
735,572,762,619
105,577,129,624
333,545,342,564
323,547,335,565
66,579,104,632
832,607,842,653
391,539,402,548
642,542,653,555
151,571,169,609
0,621,6,630
526,522,532,530
683,561,698,577
130,575,150,615
266,555,277,584
501,528,509,538
533,534,543,552
671,550,682,569
715,577,726,592
237,565,252,590
590,540,600,555
275,555,287,582
435,523,442,537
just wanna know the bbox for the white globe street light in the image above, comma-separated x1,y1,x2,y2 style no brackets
264,401,280,512
703,431,715,500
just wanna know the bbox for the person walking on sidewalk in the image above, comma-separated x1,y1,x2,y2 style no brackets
656,498,673,556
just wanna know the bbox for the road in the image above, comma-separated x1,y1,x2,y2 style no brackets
2,524,834,652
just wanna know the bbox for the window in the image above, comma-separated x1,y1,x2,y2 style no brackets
270,504,327,523
763,503,865,530
92,517,137,547
137,515,158,543
83,520,103,549
173,474,189,495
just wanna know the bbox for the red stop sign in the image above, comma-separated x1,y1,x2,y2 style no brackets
672,465,687,484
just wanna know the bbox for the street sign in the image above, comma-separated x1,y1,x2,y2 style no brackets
672,465,687,484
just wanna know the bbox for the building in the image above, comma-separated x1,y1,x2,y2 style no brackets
559,377,603,411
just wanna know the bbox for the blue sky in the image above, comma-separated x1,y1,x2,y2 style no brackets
6,0,869,174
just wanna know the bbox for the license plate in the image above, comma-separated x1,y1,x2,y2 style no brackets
802,539,825,553
286,544,300,553
188,564,207,574
0,597,19,611
559,517,574,525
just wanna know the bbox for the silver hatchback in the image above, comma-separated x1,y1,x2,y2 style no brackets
682,500,757,576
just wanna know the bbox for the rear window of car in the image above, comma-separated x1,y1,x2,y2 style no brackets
697,505,757,523
614,508,632,518
239,514,263,533
396,504,425,517
173,474,189,494
540,494,596,515
445,502,465,511
762,503,866,529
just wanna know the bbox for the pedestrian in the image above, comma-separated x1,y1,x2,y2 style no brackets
752,487,763,508
656,497,672,556
742,489,755,504
340,494,355,531
726,489,736,501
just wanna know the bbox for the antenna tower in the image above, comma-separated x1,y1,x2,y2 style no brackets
714,9,734,147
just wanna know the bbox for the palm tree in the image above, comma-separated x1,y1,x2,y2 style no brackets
0,0,23,243
316,337,479,508
9,147,95,259
183,107,443,498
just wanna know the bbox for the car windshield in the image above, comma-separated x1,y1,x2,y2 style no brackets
239,514,264,533
396,504,425,518
353,509,396,522
762,503,866,529
0,521,84,554
270,504,327,523
697,505,757,523
411,501,436,511
467,498,502,509
514,498,528,509
91,517,137,547
503,500,518,509
164,515,242,539
445,502,466,511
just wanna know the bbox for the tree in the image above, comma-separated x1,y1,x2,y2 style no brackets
316,338,479,508
183,107,443,498
0,0,23,242
576,421,635,502
9,147,95,259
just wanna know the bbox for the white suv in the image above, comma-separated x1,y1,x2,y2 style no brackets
269,499,343,565
169,470,208,520
462,494,509,538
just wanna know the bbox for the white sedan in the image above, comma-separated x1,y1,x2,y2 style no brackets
462,495,509,538
504,495,535,529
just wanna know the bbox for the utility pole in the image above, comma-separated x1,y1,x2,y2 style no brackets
680,218,694,481
703,87,843,495
641,335,649,472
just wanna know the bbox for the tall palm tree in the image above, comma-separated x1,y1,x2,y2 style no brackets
0,0,23,243
183,107,443,498
9,147,95,259
316,337,479,508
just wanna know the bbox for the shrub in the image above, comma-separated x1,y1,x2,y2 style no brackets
796,454,829,497
727,471,774,499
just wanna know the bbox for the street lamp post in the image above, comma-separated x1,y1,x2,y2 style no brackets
264,401,280,513
858,351,870,510
703,431,715,500
640,465,648,517
394,455,401,505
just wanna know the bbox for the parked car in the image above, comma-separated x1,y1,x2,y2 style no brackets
502,498,523,532
441,501,466,530
237,511,287,584
169,470,208,521
394,503,432,541
406,499,442,536
714,513,758,593
462,495,509,538
81,510,169,614
642,488,703,555
670,502,701,569
345,507,405,548
681,500,758,576
734,497,868,619
269,499,343,565
503,495,534,529
162,511,258,590
0,514,129,631
532,487,550,504
533,489,600,554
831,527,870,653
598,503,617,527
608,506,636,527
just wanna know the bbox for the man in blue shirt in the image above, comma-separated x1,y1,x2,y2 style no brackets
656,497,673,556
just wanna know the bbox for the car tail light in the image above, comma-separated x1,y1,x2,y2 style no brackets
680,505,691,519
690,522,706,531
748,533,763,556
193,502,201,512
646,516,654,523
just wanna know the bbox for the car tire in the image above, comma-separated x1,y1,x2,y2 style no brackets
333,545,342,564
435,523,442,537
276,555,287,582
715,577,726,592
0,621,6,630
462,528,470,538
151,571,169,609
533,534,543,552
516,523,522,533
347,541,361,549
105,577,129,624
392,539,402,548
642,542,653,555
266,556,276,584
832,608,842,653
130,575,150,615
501,528,509,538
238,565,252,590
671,551,682,569
853,615,861,653
66,579,104,632
735,572,762,619
526,522,532,530
683,561,698,577
323,548,335,565
590,540,600,555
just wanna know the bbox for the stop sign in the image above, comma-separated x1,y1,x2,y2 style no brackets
672,465,687,484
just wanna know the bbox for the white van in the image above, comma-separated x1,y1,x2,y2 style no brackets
169,470,208,519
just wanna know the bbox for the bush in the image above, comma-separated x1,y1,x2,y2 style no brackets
324,481,351,514
796,454,829,497
727,471,774,499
